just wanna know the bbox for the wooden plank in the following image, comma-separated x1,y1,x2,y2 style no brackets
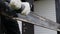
1,11,60,31
13,12,60,31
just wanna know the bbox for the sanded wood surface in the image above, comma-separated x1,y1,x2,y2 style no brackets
12,12,60,31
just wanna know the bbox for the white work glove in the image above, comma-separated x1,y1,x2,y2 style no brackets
21,2,31,16
9,0,31,16
9,0,21,10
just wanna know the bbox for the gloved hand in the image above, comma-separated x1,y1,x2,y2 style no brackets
0,0,31,16
9,0,21,10
20,2,31,16
9,0,31,16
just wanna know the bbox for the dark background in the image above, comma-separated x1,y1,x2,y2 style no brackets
55,0,60,34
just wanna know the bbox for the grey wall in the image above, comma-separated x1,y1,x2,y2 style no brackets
34,25,57,34
34,0,57,34
34,0,56,22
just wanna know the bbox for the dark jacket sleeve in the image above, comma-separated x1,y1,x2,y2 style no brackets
0,0,18,17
